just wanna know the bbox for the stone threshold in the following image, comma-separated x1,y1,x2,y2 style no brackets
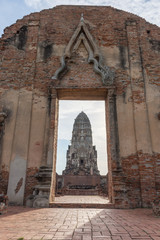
49,202,115,208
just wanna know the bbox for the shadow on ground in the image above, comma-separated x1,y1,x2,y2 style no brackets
0,206,160,239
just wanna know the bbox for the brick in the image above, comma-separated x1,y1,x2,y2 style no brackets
0,5,160,209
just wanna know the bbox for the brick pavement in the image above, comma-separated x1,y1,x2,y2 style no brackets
0,206,160,240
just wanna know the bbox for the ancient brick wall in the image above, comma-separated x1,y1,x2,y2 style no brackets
0,5,160,207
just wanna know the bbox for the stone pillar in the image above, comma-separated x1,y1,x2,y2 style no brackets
26,88,59,207
126,20,156,207
105,89,114,203
48,89,59,203
107,89,121,171
46,89,59,167
106,89,128,207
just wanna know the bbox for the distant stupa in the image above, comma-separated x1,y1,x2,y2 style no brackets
63,111,100,175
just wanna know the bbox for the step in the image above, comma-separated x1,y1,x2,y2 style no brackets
61,190,100,195
49,202,115,209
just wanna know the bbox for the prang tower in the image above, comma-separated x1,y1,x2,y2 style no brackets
63,111,100,175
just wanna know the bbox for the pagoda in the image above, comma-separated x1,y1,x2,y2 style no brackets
63,111,100,176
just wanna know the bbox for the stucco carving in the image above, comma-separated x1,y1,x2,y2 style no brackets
52,15,115,86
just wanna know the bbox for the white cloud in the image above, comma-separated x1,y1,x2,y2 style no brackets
24,0,160,26
24,0,42,9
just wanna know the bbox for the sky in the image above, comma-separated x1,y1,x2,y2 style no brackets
0,0,160,174
0,0,160,36
57,101,107,175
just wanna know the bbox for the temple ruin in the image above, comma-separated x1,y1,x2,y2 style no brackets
0,5,160,208
63,111,99,176
56,111,107,196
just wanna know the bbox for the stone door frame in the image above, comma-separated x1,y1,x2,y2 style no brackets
49,87,121,205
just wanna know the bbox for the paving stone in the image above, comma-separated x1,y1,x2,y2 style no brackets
0,206,160,240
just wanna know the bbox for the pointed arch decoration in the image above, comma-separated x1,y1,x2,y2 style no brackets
52,15,115,86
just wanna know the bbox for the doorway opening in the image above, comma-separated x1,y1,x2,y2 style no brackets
55,100,109,206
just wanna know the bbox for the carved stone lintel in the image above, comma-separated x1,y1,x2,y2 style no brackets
52,15,115,86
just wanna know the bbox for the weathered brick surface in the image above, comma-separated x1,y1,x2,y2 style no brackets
122,154,141,208
1,6,159,94
0,171,9,195
24,168,39,204
0,5,160,207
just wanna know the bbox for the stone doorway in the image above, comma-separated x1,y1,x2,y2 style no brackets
49,88,118,207
54,100,108,207
1,5,159,209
